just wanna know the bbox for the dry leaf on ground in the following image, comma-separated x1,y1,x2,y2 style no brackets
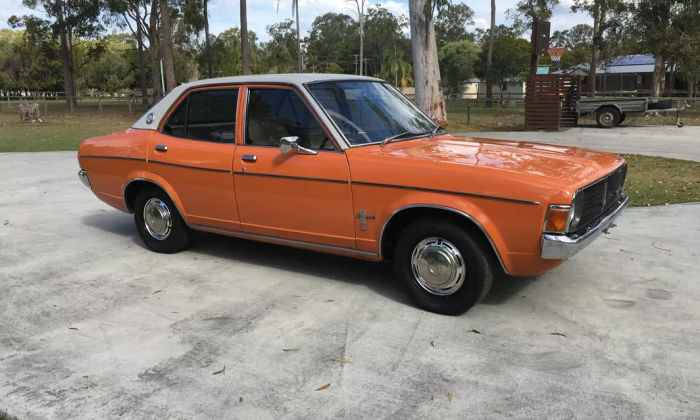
316,383,331,391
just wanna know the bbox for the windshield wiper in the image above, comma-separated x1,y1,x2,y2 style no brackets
430,125,444,138
381,131,416,147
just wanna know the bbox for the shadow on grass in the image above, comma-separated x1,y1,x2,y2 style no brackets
81,210,536,312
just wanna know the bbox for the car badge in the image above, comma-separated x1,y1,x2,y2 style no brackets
146,113,155,124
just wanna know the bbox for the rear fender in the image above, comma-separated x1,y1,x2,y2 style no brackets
122,171,190,226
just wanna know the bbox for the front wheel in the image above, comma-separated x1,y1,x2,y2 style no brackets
134,187,193,254
393,219,494,315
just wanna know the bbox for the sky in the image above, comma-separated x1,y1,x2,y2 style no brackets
0,0,593,42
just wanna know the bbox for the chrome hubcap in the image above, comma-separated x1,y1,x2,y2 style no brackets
143,198,172,240
411,237,466,296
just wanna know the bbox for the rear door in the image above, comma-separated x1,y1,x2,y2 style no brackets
148,86,242,231
232,85,356,249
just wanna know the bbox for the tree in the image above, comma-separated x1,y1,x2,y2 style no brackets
10,0,105,106
571,0,626,98
277,0,302,72
409,0,447,121
306,13,358,74
149,0,162,96
324,62,343,73
241,0,249,74
485,0,495,107
364,6,409,76
506,0,559,74
476,36,530,92
160,0,176,91
434,2,474,49
438,40,480,93
551,24,594,49
345,0,367,75
627,0,700,97
381,47,413,88
262,20,298,73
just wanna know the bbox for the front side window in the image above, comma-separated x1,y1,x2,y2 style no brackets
161,88,239,143
246,88,335,150
307,81,438,146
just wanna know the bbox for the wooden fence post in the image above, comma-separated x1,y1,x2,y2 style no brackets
99,97,103,114
128,96,132,115
467,103,471,125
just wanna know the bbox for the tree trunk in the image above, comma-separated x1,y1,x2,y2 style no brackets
587,5,601,98
409,0,447,121
529,17,539,76
56,0,76,108
688,80,694,98
149,0,162,97
359,11,364,76
137,21,149,105
295,1,302,72
485,0,495,108
160,0,176,92
651,54,665,98
204,0,213,78
241,0,249,75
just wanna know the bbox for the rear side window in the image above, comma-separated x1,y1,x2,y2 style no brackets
161,88,239,143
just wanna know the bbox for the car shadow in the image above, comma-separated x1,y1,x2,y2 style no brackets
81,211,534,311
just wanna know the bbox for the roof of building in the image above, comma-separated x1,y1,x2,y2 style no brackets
132,74,381,131
556,54,670,75
608,54,656,66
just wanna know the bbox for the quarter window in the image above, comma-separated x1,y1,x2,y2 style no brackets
161,88,239,143
246,88,335,150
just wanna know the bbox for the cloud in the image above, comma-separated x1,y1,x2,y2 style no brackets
1,0,593,42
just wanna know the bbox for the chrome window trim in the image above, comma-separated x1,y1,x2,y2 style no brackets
191,224,378,257
242,85,341,152
378,204,509,275
303,81,440,149
122,178,189,227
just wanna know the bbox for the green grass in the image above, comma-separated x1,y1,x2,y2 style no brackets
0,409,18,420
621,154,700,207
445,99,526,132
0,112,133,152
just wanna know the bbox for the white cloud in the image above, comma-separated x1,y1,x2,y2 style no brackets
0,0,46,28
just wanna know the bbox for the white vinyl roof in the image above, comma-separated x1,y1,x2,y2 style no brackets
132,74,381,131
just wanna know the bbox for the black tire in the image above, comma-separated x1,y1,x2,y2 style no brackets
596,107,621,128
134,187,192,254
619,113,626,124
393,219,494,315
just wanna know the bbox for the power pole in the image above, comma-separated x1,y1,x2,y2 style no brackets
363,58,369,77
353,54,359,75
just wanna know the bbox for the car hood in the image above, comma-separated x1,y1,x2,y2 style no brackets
379,135,624,187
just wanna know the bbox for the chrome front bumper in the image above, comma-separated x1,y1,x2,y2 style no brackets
78,169,91,189
541,195,629,260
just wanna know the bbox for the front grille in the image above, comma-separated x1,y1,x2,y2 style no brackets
575,164,627,231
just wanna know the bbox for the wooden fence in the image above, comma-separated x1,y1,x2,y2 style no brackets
525,75,581,131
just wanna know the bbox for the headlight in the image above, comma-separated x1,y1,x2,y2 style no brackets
544,205,571,233
568,192,584,232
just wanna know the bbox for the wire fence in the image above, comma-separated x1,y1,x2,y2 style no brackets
0,94,157,116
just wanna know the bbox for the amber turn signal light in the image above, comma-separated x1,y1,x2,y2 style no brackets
545,207,570,233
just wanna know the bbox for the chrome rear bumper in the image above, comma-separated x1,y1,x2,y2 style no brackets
78,169,91,189
541,195,629,260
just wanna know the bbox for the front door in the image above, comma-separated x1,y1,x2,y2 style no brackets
232,85,356,249
148,86,242,231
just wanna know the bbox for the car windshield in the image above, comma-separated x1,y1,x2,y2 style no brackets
306,81,439,146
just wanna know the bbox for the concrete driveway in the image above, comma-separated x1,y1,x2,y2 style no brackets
1,152,699,420
457,125,700,162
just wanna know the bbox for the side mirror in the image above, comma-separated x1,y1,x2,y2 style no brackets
279,136,318,155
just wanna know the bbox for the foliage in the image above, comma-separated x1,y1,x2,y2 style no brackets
324,62,343,73
306,12,358,74
435,2,475,49
506,0,560,35
473,25,517,45
438,40,480,92
551,24,593,49
381,47,413,88
364,5,410,75
476,36,530,88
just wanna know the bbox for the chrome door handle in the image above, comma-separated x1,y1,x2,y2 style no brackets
242,155,257,162
155,145,168,152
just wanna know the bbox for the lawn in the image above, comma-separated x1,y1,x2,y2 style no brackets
621,154,700,207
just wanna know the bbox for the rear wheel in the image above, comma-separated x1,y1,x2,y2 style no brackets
393,219,493,315
619,113,626,124
134,187,192,253
596,107,621,128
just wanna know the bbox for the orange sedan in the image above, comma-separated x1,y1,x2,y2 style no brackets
77,74,628,315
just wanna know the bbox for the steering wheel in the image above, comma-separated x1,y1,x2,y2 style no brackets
326,111,372,144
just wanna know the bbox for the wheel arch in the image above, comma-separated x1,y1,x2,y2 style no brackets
122,177,190,226
595,104,622,114
379,204,509,275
